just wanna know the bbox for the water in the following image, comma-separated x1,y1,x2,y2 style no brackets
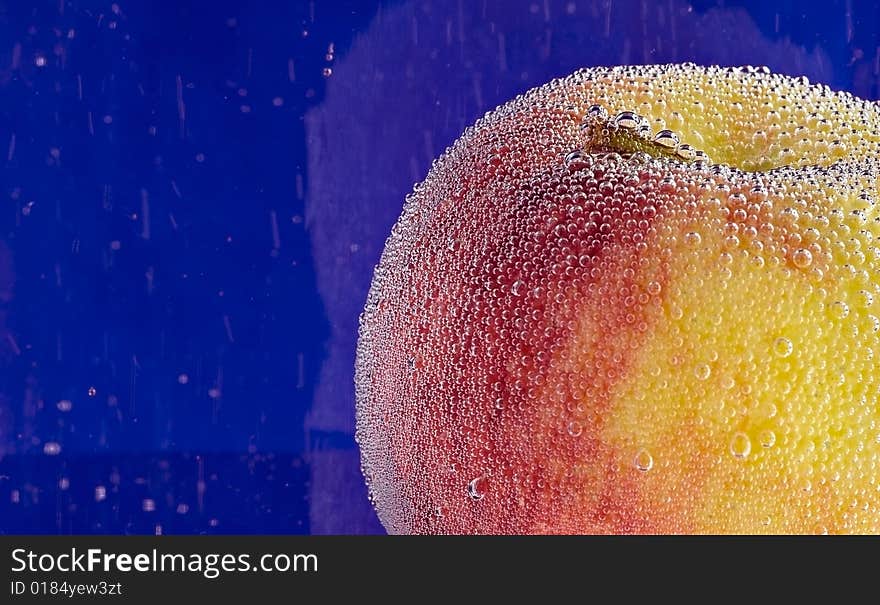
0,0,878,534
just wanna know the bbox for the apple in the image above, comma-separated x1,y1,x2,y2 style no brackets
355,64,880,534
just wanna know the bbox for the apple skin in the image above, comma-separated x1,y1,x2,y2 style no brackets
355,64,880,534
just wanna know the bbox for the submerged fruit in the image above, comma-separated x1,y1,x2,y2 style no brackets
355,64,880,534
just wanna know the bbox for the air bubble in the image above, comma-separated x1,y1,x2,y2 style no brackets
634,449,654,472
730,432,752,458
467,477,486,501
585,104,608,120
613,111,641,129
792,248,813,268
773,337,793,358
759,429,776,448
564,150,586,169
832,301,850,319
676,143,697,160
654,129,680,148
683,231,702,247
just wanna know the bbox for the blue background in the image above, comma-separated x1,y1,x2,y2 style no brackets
0,0,877,534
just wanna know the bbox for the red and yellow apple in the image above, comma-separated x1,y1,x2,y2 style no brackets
355,64,880,534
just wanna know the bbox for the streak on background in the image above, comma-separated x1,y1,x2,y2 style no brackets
0,0,876,534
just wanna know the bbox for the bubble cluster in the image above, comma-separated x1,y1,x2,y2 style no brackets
356,64,880,534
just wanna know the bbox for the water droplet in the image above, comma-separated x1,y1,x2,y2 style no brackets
567,421,583,437
43,442,62,456
511,280,525,296
773,337,793,358
56,399,72,412
634,448,654,472
730,432,752,458
647,281,662,296
467,477,486,501
87,386,97,397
